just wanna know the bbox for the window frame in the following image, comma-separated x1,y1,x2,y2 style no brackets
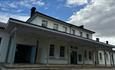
60,46,65,57
80,31,83,37
106,52,109,60
99,53,102,60
42,20,48,27
78,54,82,62
49,44,55,57
63,26,67,32
89,51,92,60
86,34,90,39
0,37,2,44
53,23,58,30
71,29,75,35
84,50,87,59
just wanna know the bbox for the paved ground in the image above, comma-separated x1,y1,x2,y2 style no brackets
71,68,115,70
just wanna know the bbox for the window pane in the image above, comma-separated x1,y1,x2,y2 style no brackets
49,44,54,56
106,53,108,60
78,54,82,61
42,20,47,27
0,38,1,44
84,50,87,59
80,32,83,37
63,26,67,32
86,34,89,39
60,46,65,57
53,24,58,30
99,53,102,60
71,29,75,35
89,51,92,60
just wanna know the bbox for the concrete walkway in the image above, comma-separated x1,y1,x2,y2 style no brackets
72,68,115,70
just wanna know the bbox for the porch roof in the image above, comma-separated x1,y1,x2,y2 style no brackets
7,18,115,48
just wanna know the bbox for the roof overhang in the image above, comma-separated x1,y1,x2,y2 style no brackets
8,18,115,48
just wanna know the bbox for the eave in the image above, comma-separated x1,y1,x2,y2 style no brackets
9,18,115,48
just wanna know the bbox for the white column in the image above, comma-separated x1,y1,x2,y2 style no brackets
7,28,17,64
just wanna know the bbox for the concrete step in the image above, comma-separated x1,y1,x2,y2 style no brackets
0,64,115,70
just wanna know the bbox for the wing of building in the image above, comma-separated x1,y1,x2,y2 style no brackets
0,7,115,67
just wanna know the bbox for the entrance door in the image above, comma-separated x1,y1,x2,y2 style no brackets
14,44,36,64
70,51,77,64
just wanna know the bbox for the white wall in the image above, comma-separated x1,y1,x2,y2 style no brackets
77,47,94,64
30,16,93,39
39,38,69,64
98,50,105,64
98,50,111,66
15,33,69,64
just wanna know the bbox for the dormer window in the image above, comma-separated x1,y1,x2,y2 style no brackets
71,29,75,35
42,20,48,27
53,24,58,30
80,31,83,37
0,37,2,45
86,34,89,39
63,26,67,32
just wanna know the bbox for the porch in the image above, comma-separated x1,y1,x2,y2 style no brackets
5,19,114,66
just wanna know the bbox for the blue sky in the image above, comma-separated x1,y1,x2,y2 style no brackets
0,0,89,21
0,0,115,45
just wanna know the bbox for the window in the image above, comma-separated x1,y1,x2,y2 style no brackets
89,51,92,60
78,54,82,61
60,46,65,57
106,53,108,60
80,31,83,37
49,44,55,57
53,24,58,30
84,50,87,59
42,20,48,27
71,29,75,35
86,34,89,39
63,26,67,32
0,38,1,44
99,53,102,60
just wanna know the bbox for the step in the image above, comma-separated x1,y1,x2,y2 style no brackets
1,64,115,70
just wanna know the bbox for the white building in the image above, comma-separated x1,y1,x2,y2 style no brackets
0,7,115,66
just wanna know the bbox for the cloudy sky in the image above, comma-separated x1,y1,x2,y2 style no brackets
0,0,115,45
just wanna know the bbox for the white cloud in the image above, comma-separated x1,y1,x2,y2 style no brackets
66,0,88,6
68,0,115,45
18,0,45,8
0,12,29,23
0,0,45,12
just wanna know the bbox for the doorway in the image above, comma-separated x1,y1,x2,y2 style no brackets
14,44,36,64
70,51,77,64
